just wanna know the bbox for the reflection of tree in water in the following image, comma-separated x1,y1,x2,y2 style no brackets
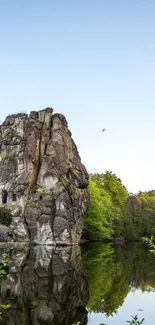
82,242,155,316
0,246,89,325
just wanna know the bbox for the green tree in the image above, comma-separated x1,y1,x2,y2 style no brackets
85,172,128,241
115,190,155,240
87,171,155,241
90,171,128,213
84,179,114,240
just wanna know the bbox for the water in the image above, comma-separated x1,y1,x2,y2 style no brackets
0,242,154,324
83,243,155,325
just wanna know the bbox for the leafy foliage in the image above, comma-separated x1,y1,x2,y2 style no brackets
126,315,144,325
0,253,11,320
86,170,155,241
90,171,128,208
85,172,128,241
84,179,114,240
0,304,11,310
0,304,11,320
1,151,13,161
35,187,51,194
115,191,155,240
73,318,144,325
142,236,155,254
0,253,9,277
0,207,12,226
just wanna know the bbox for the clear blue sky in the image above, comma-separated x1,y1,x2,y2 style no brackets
0,0,155,193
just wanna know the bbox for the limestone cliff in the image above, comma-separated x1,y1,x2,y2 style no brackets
0,108,89,245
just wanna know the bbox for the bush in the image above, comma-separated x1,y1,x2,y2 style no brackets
0,207,12,226
1,151,13,161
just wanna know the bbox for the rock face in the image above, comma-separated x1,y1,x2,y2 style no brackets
0,246,89,325
0,108,89,245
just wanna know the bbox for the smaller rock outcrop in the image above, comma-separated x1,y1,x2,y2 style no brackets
0,108,89,245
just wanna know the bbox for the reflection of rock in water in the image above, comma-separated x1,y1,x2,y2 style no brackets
0,246,89,325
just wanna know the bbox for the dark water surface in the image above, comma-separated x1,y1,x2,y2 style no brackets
0,243,154,324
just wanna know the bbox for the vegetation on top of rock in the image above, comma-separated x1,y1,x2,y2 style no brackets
0,303,11,320
35,187,52,195
0,253,11,320
0,253,9,277
1,151,13,161
0,207,12,226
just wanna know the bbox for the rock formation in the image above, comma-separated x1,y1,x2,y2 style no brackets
0,108,89,245
0,245,89,325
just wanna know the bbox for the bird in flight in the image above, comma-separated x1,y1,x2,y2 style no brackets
102,128,106,132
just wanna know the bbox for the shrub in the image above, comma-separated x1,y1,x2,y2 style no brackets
0,207,12,226
1,151,13,161
35,187,51,195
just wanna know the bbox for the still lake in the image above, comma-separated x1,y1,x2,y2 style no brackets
0,242,154,324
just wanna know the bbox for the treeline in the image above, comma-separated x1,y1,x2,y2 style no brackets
84,171,155,241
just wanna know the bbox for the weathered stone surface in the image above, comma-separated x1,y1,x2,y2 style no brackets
0,225,11,242
10,217,29,242
53,217,67,237
0,245,89,325
31,305,54,324
0,108,89,245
